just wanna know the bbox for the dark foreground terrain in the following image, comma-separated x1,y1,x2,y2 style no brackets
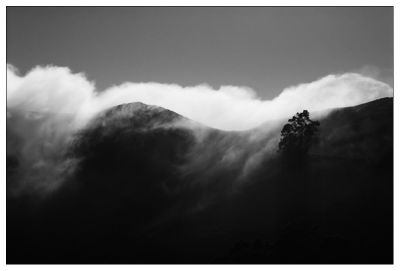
7,98,393,263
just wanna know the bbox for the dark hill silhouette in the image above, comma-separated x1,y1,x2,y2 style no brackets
7,98,393,263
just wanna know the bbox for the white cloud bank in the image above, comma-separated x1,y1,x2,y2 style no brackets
6,64,393,195
7,64,393,131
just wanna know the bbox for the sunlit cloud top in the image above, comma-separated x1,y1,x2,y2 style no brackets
7,64,393,131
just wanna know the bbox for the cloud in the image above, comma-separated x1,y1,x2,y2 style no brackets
6,64,393,195
6,64,393,131
353,65,394,88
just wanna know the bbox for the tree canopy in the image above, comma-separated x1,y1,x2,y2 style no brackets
278,110,320,156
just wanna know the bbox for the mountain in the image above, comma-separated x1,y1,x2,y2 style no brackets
7,98,393,263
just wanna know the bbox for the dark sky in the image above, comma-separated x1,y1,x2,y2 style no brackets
7,7,393,99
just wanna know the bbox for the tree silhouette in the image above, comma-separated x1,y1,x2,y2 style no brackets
278,110,320,157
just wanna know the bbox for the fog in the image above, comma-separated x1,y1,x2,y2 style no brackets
7,64,392,130
6,64,393,195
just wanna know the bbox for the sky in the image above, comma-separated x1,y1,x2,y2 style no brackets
7,7,393,99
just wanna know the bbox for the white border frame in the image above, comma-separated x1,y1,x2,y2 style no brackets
1,1,397,270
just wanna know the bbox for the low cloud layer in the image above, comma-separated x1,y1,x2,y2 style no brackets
6,64,393,195
7,64,393,131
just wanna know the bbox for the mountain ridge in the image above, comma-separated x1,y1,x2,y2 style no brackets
7,97,393,263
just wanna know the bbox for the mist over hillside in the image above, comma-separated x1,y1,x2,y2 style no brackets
6,6,394,265
7,97,393,263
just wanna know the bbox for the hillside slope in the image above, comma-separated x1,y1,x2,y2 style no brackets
7,98,393,263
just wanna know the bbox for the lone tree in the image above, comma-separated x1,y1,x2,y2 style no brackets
278,110,320,157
